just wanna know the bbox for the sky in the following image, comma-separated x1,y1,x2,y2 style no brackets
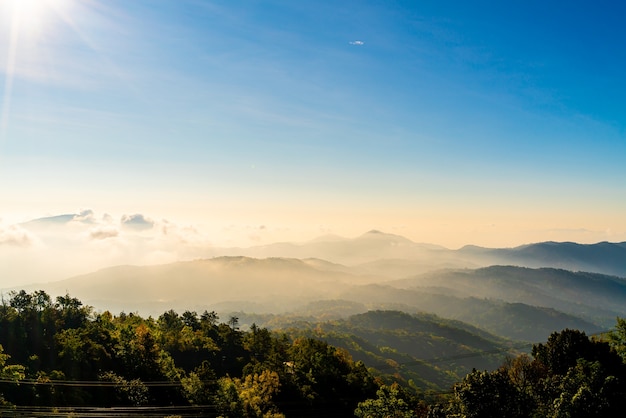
1,0,625,285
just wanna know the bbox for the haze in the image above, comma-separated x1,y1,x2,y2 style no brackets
1,1,626,287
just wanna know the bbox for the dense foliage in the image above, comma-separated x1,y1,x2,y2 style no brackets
273,310,511,392
0,290,377,416
2,290,626,417
429,329,626,417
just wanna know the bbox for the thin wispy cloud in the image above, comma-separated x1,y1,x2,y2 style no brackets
349,40,364,45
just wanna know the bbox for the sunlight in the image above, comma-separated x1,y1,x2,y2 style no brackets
1,0,76,38
3,0,46,36
0,0,77,142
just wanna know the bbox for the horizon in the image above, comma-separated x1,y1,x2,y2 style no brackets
2,208,626,288
2,1,626,286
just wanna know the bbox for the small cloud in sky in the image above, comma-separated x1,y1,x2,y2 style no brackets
121,214,154,230
349,40,364,45
0,223,35,247
73,209,96,224
89,227,119,240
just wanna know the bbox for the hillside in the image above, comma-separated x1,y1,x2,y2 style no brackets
457,241,626,277
13,257,623,342
30,256,374,314
209,234,626,277
274,310,515,391
334,285,603,341
389,266,626,327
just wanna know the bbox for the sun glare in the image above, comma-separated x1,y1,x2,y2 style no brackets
4,0,45,33
2,0,76,38
1,0,77,142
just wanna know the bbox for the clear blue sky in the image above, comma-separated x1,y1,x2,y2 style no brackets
1,0,625,259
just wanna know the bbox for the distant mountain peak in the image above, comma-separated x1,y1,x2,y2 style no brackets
358,230,409,240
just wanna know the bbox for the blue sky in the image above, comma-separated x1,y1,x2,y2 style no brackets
1,0,625,270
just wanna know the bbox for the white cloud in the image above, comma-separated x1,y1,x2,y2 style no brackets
89,227,119,240
1,210,219,287
349,40,364,45
72,209,96,224
0,223,35,247
121,213,154,230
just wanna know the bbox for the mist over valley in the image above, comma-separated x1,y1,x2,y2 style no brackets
7,228,625,344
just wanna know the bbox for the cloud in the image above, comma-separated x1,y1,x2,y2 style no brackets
0,224,35,247
349,40,364,45
1,211,218,287
89,227,119,240
121,214,155,230
72,209,96,224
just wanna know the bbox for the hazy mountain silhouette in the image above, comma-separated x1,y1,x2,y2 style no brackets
389,266,626,327
457,241,626,277
212,232,626,277
10,231,626,343
15,258,620,342
213,230,450,268
30,256,374,314
335,284,604,341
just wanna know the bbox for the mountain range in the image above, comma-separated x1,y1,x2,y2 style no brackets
6,231,624,342
212,230,626,278
6,230,626,392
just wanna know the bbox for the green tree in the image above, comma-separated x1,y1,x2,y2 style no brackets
532,329,622,376
214,370,284,418
99,371,148,406
448,368,530,418
0,345,25,405
355,384,415,418
607,317,626,361
285,337,377,414
544,359,626,418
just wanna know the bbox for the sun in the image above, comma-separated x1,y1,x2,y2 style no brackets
1,0,74,39
4,0,44,30
0,0,77,140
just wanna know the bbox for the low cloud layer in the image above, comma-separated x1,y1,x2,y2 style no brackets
0,210,218,287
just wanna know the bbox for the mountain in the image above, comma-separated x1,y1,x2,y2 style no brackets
211,234,626,278
335,284,604,341
277,310,515,391
457,241,626,277
388,265,626,328
27,256,375,315
213,230,452,268
11,232,626,343
19,210,96,227
15,257,623,341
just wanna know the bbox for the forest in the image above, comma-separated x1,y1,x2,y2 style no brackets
1,290,626,417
